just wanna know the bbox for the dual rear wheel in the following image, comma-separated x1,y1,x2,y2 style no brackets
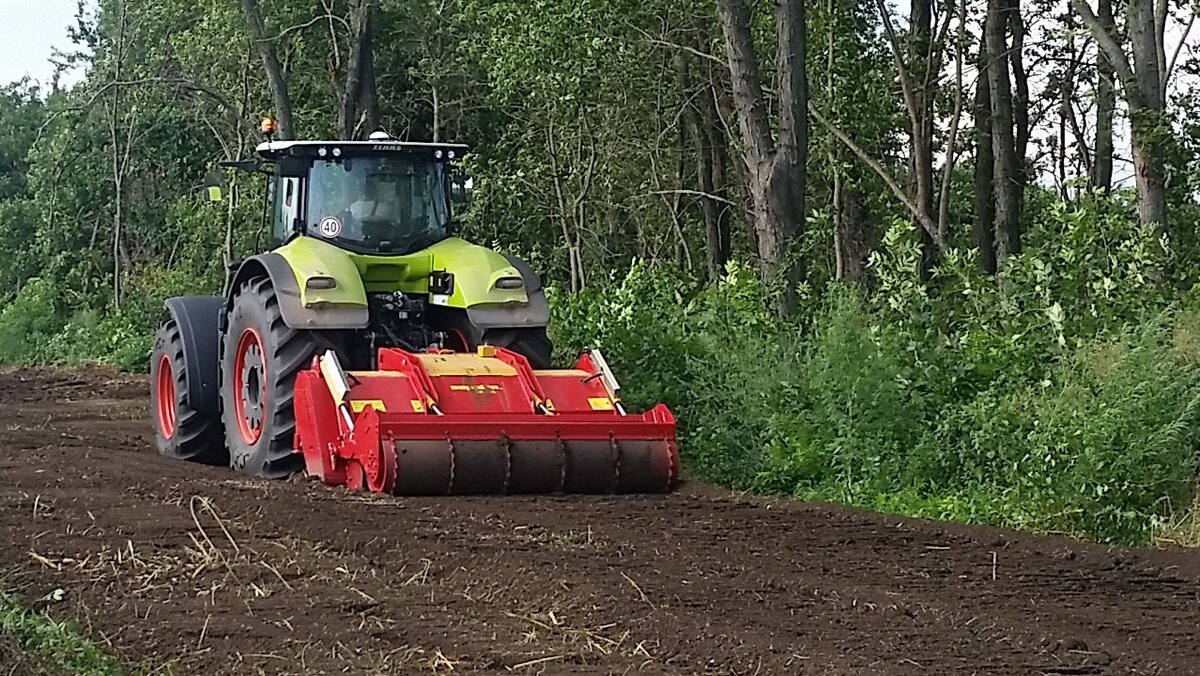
151,319,226,464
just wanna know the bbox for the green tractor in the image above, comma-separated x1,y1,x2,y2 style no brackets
150,129,557,483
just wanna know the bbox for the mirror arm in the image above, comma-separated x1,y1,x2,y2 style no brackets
219,159,264,174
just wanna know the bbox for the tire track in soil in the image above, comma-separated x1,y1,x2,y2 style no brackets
0,367,1198,675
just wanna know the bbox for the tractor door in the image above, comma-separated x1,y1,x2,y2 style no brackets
272,176,301,244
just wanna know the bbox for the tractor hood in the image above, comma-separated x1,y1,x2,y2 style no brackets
274,236,536,313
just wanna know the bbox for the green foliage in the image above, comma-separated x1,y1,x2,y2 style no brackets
550,198,1200,545
0,264,216,371
0,279,67,364
552,261,783,486
0,591,128,675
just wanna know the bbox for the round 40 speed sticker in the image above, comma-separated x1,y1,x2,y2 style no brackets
319,216,342,238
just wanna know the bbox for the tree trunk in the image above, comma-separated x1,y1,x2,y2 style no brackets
1007,0,1029,213
1075,0,1168,228
239,0,294,140
973,43,997,274
682,39,731,281
985,0,1021,263
112,173,123,303
359,12,380,134
827,0,842,282
715,0,807,316
1127,0,1168,226
339,0,378,140
708,82,733,277
109,0,128,306
771,0,807,314
838,187,875,287
910,0,937,276
1093,0,1115,191
1060,13,1093,196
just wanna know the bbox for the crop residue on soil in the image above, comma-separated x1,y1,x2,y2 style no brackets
0,367,1198,675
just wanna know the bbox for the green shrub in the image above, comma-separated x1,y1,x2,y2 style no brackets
0,278,65,364
0,263,218,371
551,261,784,486
552,254,1200,544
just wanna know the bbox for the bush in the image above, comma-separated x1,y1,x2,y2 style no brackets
0,264,218,371
0,277,66,364
551,251,1200,544
551,261,784,486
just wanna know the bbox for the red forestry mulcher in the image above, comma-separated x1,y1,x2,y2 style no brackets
295,346,678,495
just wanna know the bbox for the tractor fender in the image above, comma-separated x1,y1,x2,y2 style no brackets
461,253,550,330
164,296,225,415
228,251,369,329
465,291,550,330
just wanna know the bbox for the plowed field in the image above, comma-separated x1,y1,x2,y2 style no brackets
1,368,1198,675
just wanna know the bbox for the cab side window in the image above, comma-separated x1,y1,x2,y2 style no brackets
271,178,297,244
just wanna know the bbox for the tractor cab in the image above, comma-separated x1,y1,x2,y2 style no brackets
255,131,470,256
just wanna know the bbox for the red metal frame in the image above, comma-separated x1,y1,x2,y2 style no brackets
292,347,679,495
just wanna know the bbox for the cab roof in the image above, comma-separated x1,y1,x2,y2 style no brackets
255,140,469,161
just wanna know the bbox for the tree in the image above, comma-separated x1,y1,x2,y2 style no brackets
985,0,1021,262
238,0,293,140
715,0,807,315
1092,0,1116,191
677,21,732,281
1074,0,1173,227
973,32,997,274
338,0,381,139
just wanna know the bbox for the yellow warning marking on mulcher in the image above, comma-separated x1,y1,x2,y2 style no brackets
587,397,615,411
410,399,425,413
350,399,387,413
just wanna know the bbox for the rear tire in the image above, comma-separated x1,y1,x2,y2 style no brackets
221,276,320,480
151,318,227,464
482,327,553,370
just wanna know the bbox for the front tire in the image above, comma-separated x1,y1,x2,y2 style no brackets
221,276,319,479
151,318,226,464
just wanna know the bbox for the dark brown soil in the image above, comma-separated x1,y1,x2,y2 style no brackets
1,367,1199,675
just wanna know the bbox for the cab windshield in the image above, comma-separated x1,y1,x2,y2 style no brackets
306,157,450,254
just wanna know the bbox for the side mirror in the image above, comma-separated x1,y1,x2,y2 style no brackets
203,171,225,202
450,173,473,204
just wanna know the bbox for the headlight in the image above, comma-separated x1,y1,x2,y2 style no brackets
495,276,524,290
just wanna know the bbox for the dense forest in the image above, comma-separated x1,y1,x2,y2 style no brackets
1,0,1199,544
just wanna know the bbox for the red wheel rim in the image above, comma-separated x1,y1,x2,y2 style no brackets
233,327,267,444
155,353,176,439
